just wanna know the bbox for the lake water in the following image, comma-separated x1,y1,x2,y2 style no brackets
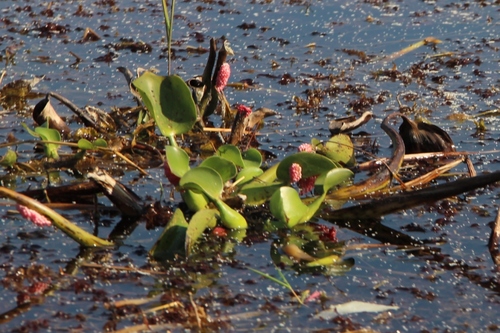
0,0,499,331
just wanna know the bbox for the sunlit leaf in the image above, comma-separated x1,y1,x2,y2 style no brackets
0,149,17,167
93,138,108,147
165,145,190,178
276,153,337,183
77,138,94,150
240,181,283,206
180,167,223,199
150,208,188,261
35,126,61,160
21,123,40,138
186,209,218,255
242,148,262,168
320,134,356,167
216,144,245,168
270,186,309,228
179,167,246,228
213,199,248,229
236,166,264,186
199,156,237,182
133,72,197,143
181,190,209,212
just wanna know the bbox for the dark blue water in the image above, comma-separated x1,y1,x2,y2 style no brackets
0,0,499,331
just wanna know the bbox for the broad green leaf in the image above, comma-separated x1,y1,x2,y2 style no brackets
320,134,356,167
150,208,188,261
0,150,17,167
35,125,61,141
77,138,94,150
180,167,247,229
165,146,190,178
239,181,282,206
213,199,247,229
320,168,354,194
133,72,197,142
180,167,223,199
186,209,218,255
242,148,262,168
93,138,108,147
300,169,355,224
276,153,337,184
181,190,209,212
199,156,237,183
236,166,264,186
270,187,309,228
216,144,245,168
35,126,61,160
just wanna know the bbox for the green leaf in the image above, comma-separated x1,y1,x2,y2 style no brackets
181,190,209,212
213,198,248,229
186,209,218,256
318,168,354,194
180,167,223,199
236,166,264,186
242,148,262,168
150,208,188,261
216,144,245,168
276,153,337,184
21,123,40,137
165,146,190,178
34,126,61,160
133,72,197,142
0,150,17,167
199,156,237,183
317,134,356,167
270,187,309,228
239,181,283,206
77,139,94,150
93,138,108,147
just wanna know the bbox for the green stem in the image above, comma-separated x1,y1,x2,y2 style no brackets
161,0,175,76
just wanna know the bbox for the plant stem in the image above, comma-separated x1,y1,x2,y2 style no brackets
161,0,175,76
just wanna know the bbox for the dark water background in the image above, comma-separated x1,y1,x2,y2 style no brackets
0,0,499,331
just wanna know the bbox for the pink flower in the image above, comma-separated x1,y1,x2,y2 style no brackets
28,281,50,295
304,290,322,303
216,62,230,92
17,204,52,227
298,143,314,153
289,163,302,183
237,104,252,118
298,175,317,195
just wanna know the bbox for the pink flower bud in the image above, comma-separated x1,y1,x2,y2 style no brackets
304,290,322,303
17,204,52,227
216,62,230,92
298,143,314,153
289,163,302,183
237,104,252,118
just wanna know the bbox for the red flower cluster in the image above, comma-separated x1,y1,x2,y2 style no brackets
237,104,252,117
216,62,230,92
